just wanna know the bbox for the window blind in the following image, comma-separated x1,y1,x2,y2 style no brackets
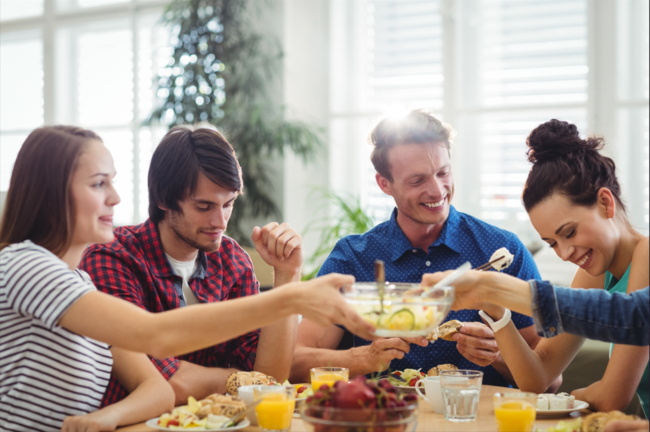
363,0,443,223
471,0,588,239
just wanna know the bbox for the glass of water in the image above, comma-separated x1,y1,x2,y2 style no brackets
440,370,483,422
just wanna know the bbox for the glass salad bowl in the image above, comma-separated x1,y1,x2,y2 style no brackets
342,283,454,337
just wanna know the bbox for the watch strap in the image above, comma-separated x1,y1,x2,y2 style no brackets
479,308,512,333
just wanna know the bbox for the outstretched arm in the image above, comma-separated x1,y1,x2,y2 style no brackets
59,273,376,360
423,271,585,393
424,270,649,345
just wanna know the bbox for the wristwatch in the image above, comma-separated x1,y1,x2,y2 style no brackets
479,308,512,333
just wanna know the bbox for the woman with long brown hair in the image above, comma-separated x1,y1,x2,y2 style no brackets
0,126,374,431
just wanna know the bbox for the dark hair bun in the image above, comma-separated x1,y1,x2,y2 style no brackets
526,119,602,164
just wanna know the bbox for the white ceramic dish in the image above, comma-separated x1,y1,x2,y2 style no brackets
535,400,589,418
145,417,250,431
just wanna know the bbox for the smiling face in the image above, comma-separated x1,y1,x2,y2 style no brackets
163,171,238,254
377,142,454,226
528,191,620,276
70,140,120,245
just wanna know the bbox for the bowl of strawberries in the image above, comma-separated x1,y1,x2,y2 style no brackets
299,376,418,432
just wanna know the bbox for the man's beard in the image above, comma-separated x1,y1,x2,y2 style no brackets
169,212,221,253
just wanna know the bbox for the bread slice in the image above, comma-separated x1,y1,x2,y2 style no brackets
197,394,247,419
438,320,463,341
425,320,463,342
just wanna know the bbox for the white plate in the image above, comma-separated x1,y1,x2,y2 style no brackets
535,400,589,418
145,418,250,431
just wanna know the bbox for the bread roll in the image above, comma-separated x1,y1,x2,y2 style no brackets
581,411,639,432
226,371,276,395
427,364,458,376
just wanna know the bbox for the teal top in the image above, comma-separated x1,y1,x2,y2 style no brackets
605,265,649,417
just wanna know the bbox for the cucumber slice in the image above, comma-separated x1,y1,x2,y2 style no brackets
388,309,415,330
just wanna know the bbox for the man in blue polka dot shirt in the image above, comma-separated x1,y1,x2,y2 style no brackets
290,109,562,391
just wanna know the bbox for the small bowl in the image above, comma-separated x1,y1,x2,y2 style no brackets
299,404,418,432
343,283,454,337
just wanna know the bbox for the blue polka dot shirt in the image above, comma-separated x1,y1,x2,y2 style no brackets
317,205,541,387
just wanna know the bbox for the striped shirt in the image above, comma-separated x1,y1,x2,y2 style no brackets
0,240,113,432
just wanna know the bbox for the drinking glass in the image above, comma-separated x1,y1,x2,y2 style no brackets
254,386,295,432
310,367,349,391
440,370,483,422
493,392,537,432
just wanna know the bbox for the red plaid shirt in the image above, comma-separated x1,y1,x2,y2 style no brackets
80,219,260,406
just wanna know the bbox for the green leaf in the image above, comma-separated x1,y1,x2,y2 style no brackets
145,0,323,246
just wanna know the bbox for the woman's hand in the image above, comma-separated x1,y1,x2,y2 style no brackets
422,271,492,311
286,273,377,340
61,411,118,432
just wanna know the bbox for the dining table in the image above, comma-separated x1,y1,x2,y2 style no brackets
117,385,590,431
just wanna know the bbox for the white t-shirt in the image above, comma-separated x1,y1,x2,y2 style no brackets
166,253,200,306
0,240,113,432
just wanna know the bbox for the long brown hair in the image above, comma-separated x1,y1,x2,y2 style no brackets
0,126,101,256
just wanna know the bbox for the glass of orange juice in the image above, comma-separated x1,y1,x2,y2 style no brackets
254,386,295,432
310,367,349,391
493,392,537,432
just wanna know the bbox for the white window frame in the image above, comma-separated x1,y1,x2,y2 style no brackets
0,0,169,223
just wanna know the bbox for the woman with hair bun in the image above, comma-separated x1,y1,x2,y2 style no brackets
466,120,648,415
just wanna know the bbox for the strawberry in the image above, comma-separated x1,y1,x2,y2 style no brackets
393,371,402,376
168,419,179,427
408,377,419,387
297,386,308,394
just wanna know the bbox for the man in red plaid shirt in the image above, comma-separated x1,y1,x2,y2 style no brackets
81,125,303,406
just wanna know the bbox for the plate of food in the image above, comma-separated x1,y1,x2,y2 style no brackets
384,368,426,391
147,394,250,430
146,417,250,431
535,393,589,418
535,410,641,431
380,363,460,392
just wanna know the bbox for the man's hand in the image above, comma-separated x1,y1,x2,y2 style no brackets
251,222,303,278
62,410,118,432
452,322,500,367
355,337,429,373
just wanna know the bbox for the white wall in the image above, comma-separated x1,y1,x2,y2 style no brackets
282,0,331,261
